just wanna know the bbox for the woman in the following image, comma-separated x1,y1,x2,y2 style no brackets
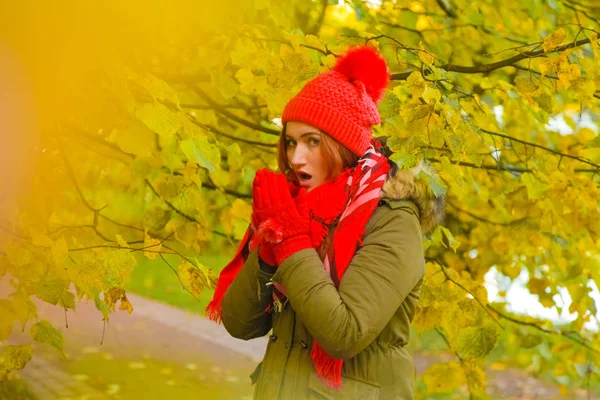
206,46,446,399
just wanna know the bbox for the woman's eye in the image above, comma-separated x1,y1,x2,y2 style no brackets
286,140,296,148
308,138,320,146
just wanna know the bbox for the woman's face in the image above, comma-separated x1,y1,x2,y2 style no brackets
285,121,327,192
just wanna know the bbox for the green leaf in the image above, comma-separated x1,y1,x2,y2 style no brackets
390,152,417,169
135,102,182,137
110,126,155,157
180,136,221,173
94,295,110,319
9,290,36,327
30,320,64,354
143,73,180,106
210,169,230,187
534,93,554,113
455,323,500,360
417,169,448,198
379,96,401,120
403,103,434,123
585,135,600,148
142,207,172,232
521,172,549,200
515,76,538,95
226,142,243,171
440,226,460,252
423,86,441,103
35,277,67,305
58,291,76,310
210,71,239,99
1,345,33,372
235,68,255,94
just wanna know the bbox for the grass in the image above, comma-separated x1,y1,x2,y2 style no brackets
65,353,253,399
125,252,232,315
0,378,38,400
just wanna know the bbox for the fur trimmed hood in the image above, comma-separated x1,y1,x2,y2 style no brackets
379,162,446,233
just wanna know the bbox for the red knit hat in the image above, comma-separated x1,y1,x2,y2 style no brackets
282,46,390,156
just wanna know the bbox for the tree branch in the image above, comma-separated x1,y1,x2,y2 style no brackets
193,87,280,136
426,157,599,174
563,1,600,27
202,179,252,199
182,103,267,111
390,36,593,79
428,258,504,329
190,118,277,148
68,244,177,254
447,202,528,226
487,304,600,355
481,129,600,170
308,0,329,36
159,253,203,302
435,0,457,18
144,179,203,224
64,125,136,161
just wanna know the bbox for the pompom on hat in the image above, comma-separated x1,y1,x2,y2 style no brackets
282,46,390,156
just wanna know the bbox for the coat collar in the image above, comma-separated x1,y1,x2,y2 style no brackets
379,162,446,233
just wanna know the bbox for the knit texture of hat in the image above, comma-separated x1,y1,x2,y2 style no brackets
282,46,390,156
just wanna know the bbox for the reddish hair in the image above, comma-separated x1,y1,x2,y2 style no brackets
277,125,359,181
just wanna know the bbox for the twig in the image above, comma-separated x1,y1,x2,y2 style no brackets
159,253,203,302
487,304,600,355
436,0,457,18
390,36,593,79
193,88,280,136
481,129,600,170
447,202,528,226
427,258,504,329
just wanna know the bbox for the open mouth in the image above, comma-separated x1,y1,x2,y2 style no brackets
297,172,312,182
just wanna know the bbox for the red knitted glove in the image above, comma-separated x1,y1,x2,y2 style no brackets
252,169,311,265
251,179,277,267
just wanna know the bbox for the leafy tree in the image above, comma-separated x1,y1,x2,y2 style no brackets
1,0,599,397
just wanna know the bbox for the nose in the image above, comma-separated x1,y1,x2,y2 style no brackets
289,145,307,170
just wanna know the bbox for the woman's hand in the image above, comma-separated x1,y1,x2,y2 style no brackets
252,169,312,265
251,177,277,267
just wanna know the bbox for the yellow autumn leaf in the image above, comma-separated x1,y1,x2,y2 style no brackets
32,234,53,248
51,236,69,267
417,42,434,65
143,233,162,260
322,54,337,68
543,28,565,53
454,323,500,360
472,286,489,306
409,1,425,13
514,76,539,96
235,68,255,94
423,361,466,393
422,86,441,103
2,345,33,372
572,78,596,100
305,34,326,52
416,15,430,31
115,234,129,248
557,63,581,89
119,297,134,314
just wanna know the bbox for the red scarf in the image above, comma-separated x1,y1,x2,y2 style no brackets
207,142,390,389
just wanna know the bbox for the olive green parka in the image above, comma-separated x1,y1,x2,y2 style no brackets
221,166,445,399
